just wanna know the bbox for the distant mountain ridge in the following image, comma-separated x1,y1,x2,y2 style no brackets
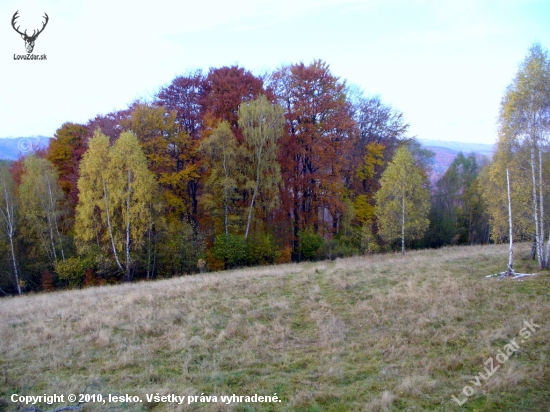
0,136,51,160
418,139,495,183
418,139,494,157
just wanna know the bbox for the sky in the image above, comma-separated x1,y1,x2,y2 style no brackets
1,0,549,145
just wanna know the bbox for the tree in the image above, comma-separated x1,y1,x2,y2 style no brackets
238,95,285,239
199,121,242,236
202,65,266,139
75,131,157,281
486,167,535,279
46,122,88,214
353,95,409,165
86,109,131,142
270,60,357,254
429,152,489,246
0,165,21,294
155,69,205,140
19,155,66,266
375,147,430,254
155,71,206,224
481,135,534,244
499,43,550,268
124,102,198,222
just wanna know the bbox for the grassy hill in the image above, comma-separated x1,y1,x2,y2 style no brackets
1,244,549,411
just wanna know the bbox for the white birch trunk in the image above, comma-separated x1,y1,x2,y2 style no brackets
125,169,132,281
245,144,263,240
506,169,514,274
47,212,58,266
530,143,543,268
401,195,405,255
0,177,21,294
102,176,124,273
9,231,21,295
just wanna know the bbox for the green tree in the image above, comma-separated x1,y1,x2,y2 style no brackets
429,152,489,246
19,155,66,267
75,130,158,281
238,95,285,239
199,121,242,236
375,147,430,254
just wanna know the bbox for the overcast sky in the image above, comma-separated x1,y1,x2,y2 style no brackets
1,0,549,144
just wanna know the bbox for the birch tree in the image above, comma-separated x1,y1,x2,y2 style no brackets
481,135,534,244
199,121,241,236
75,130,157,281
0,165,21,294
238,95,285,240
499,43,550,268
374,146,430,255
19,155,66,267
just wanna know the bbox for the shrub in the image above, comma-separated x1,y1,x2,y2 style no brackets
56,256,95,288
41,270,55,291
245,233,280,265
276,247,293,264
84,268,96,287
297,229,324,261
212,234,247,269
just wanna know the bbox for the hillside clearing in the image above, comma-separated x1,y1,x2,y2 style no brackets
1,243,549,411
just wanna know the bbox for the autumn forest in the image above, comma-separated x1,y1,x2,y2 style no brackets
1,44,550,295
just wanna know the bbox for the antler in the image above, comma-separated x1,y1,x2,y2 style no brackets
11,11,26,37
11,11,49,40
29,13,49,39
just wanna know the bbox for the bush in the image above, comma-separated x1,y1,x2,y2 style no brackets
155,220,206,276
41,270,55,291
212,234,247,269
56,256,95,288
320,238,360,260
297,229,324,261
245,233,280,265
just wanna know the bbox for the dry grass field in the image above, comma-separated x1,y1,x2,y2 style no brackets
1,243,549,411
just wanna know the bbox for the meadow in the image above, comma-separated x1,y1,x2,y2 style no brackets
1,243,549,411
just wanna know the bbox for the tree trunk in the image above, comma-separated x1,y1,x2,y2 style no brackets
146,227,152,280
222,148,229,237
401,195,405,255
539,148,548,268
102,177,124,274
506,169,514,274
530,144,543,268
1,179,21,295
9,232,21,295
244,145,263,240
48,180,65,262
125,170,132,282
47,213,58,266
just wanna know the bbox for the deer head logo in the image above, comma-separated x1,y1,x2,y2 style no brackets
11,11,49,54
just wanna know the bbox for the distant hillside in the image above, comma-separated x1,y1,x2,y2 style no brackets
418,139,495,183
0,136,51,160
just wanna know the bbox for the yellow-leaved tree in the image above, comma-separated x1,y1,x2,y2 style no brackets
374,146,430,255
75,130,157,281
